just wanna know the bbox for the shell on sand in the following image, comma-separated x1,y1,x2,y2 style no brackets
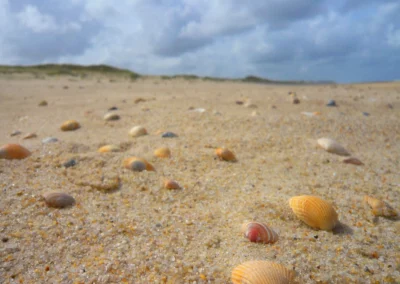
129,126,147,137
154,147,171,158
98,145,121,153
289,195,338,231
231,260,295,284
343,157,363,165
123,157,155,172
215,148,236,162
43,192,75,208
60,120,80,131
241,222,279,244
103,112,120,121
364,196,397,218
317,138,350,156
164,179,181,189
0,144,31,160
23,133,37,140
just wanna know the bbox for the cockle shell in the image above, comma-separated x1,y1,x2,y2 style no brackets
123,157,155,171
215,148,236,162
317,138,350,156
343,157,363,165
231,260,295,284
103,112,120,121
241,222,278,244
364,196,397,218
129,126,147,137
0,144,31,160
43,192,75,208
60,120,80,131
289,195,338,230
98,144,121,153
154,147,171,158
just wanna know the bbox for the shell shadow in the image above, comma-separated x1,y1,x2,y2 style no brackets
332,221,353,235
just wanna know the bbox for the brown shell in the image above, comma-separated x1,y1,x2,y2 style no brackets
317,138,350,156
98,145,121,153
123,157,155,172
343,157,363,165
232,260,295,284
23,133,37,140
289,195,338,231
215,148,236,162
129,126,147,137
60,120,80,131
43,192,75,208
154,147,171,158
241,222,279,244
164,179,181,190
364,195,397,217
0,144,31,160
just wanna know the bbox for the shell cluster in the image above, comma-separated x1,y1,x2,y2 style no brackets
241,222,278,244
61,120,81,131
317,138,350,156
43,192,75,208
0,144,31,160
215,148,236,162
364,195,397,218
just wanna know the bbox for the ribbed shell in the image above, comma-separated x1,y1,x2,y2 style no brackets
60,120,80,131
241,222,278,244
0,144,31,159
231,260,295,284
129,126,147,137
43,192,75,208
289,195,338,230
154,147,171,158
317,138,350,156
364,195,397,217
215,148,236,161
123,157,155,171
98,145,121,153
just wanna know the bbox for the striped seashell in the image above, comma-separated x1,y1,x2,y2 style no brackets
289,195,338,231
0,144,31,160
129,126,147,137
364,196,397,218
241,222,278,244
343,157,363,165
232,260,295,284
60,120,80,131
154,147,171,158
164,179,181,189
98,144,121,153
317,138,350,156
43,192,75,208
215,148,236,162
123,157,155,172
103,112,120,121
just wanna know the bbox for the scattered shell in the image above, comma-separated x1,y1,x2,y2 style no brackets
0,144,31,160
23,133,37,140
215,148,236,162
129,126,148,137
191,108,206,113
43,192,75,208
103,112,120,121
292,98,300,104
98,145,121,153
60,120,80,131
108,106,118,111
343,157,363,165
364,196,397,218
289,195,338,230
123,157,155,171
62,159,76,168
42,137,58,144
231,260,295,284
154,147,171,158
326,100,337,107
241,222,279,244
164,179,181,189
134,98,146,104
162,131,178,138
38,100,48,106
317,138,350,156
10,130,22,137
236,101,244,105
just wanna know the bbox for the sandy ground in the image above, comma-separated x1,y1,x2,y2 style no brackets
0,74,399,284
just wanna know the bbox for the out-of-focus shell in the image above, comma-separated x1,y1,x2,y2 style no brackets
98,144,121,153
61,120,80,131
289,195,338,230
23,133,37,139
0,144,31,159
231,260,295,284
317,138,350,156
123,157,155,171
43,192,75,208
164,179,181,189
215,148,236,162
154,147,171,158
241,222,278,244
129,126,147,137
364,196,397,218
103,112,120,121
343,157,363,165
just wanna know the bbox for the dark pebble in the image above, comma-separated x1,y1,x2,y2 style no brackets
63,159,76,168
362,112,370,116
326,100,337,107
162,132,178,138
108,106,118,111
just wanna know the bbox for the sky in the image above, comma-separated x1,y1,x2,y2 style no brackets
0,0,399,83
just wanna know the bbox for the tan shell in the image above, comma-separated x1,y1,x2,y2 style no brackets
164,179,181,189
154,147,171,158
317,138,350,156
123,157,155,172
343,157,363,165
241,222,279,244
215,148,236,162
129,126,147,137
43,192,75,208
0,144,31,160
60,120,80,131
364,196,397,217
232,260,295,284
23,133,37,140
289,195,338,230
103,112,120,121
98,144,121,153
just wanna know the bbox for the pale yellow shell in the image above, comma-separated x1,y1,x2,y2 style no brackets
60,120,80,131
0,144,31,160
43,192,75,208
154,147,171,158
231,260,295,284
103,112,120,121
317,138,350,156
241,222,279,244
164,179,181,189
364,195,397,217
123,157,155,171
129,126,147,137
215,148,236,161
289,195,338,230
98,144,121,153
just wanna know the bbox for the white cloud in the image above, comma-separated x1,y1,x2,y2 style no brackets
17,5,57,33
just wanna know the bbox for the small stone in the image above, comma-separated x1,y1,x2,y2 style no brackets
235,101,244,105
43,192,75,208
387,103,393,109
343,157,363,166
362,112,370,117
162,132,178,138
292,98,300,104
129,160,146,172
108,106,118,111
326,100,337,107
129,126,148,137
103,112,120,121
42,137,58,144
63,159,76,168
38,100,48,106
134,98,146,104
10,130,21,137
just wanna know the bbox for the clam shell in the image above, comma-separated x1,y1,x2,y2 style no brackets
343,157,363,165
43,192,75,208
103,112,120,121
289,195,338,230
60,120,80,131
364,196,397,218
129,126,147,137
164,179,181,189
98,144,121,153
123,157,155,171
215,148,236,162
232,260,294,284
0,144,31,160
241,222,278,244
154,147,171,158
317,138,350,156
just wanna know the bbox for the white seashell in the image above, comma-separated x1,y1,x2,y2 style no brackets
129,126,147,137
103,112,120,121
317,138,350,156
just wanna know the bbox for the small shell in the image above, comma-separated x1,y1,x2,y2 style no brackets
98,145,121,153
60,120,80,131
232,260,295,284
42,137,58,144
289,195,338,230
164,179,181,189
364,196,397,218
10,130,22,137
215,148,236,162
343,157,363,165
154,147,171,158
23,133,37,140
123,157,155,171
292,97,300,104
241,222,278,244
38,100,48,106
103,112,120,121
129,126,147,137
161,131,178,138
43,192,75,208
0,144,31,160
317,138,350,156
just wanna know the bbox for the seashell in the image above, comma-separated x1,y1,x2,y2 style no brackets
364,196,397,218
38,100,48,106
231,260,295,284
326,100,337,107
10,130,22,137
60,120,80,131
23,133,37,140
123,157,155,172
42,137,58,144
129,126,147,137
62,159,76,168
317,138,350,156
43,192,75,208
108,106,118,111
154,147,171,158
343,157,363,165
215,148,236,162
161,131,178,138
289,195,338,230
98,144,121,153
134,98,146,104
103,112,120,121
0,144,31,160
241,222,278,244
164,179,181,190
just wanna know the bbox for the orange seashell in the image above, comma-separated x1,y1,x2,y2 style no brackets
364,195,397,218
98,145,121,153
232,260,295,284
215,148,236,162
0,144,31,160
317,138,350,156
43,192,75,208
123,157,155,172
241,222,278,244
154,147,171,158
289,195,338,231
60,120,80,131
343,157,363,165
164,179,181,189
